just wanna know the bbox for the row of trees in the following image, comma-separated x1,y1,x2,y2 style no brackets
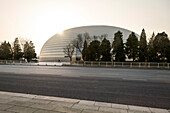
0,38,36,62
64,29,170,62
125,30,170,62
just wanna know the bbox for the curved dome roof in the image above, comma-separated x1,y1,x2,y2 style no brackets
39,25,139,62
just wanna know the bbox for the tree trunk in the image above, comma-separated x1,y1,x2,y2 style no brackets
70,56,72,63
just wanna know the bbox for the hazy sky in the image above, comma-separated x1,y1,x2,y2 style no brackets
0,0,170,55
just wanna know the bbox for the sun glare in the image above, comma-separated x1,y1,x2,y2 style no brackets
56,30,63,35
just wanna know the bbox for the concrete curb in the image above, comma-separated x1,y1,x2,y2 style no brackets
0,91,169,113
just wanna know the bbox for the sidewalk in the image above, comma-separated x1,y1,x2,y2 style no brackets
0,91,169,113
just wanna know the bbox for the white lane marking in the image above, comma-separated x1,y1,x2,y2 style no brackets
122,78,147,81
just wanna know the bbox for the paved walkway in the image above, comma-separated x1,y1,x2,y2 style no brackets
0,91,169,113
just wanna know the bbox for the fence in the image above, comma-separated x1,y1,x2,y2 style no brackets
0,60,37,64
1,60,170,69
73,61,170,69
0,60,67,66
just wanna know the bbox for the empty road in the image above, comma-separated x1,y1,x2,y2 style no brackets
0,65,170,109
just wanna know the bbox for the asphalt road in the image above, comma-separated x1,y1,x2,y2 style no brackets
0,65,170,109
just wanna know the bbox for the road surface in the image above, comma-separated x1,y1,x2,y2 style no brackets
0,65,170,109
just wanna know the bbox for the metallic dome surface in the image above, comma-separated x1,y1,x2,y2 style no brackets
39,25,139,62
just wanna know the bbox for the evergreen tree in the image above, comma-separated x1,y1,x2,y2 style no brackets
82,40,88,61
125,32,138,61
166,41,170,63
138,29,147,62
100,38,111,61
7,42,13,59
148,32,157,62
87,40,101,61
23,41,36,62
0,41,13,60
153,32,169,62
112,31,125,61
13,38,23,60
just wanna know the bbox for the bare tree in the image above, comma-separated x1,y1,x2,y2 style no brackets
99,34,108,41
63,43,75,62
84,32,91,43
73,32,91,55
19,37,30,50
72,34,83,54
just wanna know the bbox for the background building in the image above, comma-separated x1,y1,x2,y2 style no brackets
39,25,139,62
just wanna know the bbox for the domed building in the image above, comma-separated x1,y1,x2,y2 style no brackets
39,25,139,62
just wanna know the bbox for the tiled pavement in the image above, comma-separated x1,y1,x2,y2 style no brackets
0,91,169,113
